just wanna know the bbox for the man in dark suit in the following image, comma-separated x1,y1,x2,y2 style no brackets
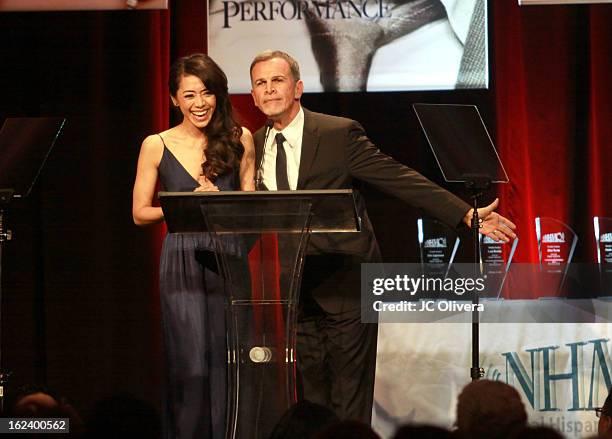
249,50,516,424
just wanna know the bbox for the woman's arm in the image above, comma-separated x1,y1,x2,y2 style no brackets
239,127,256,191
132,135,165,225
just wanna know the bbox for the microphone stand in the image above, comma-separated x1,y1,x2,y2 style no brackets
0,189,14,413
252,119,274,437
255,121,273,191
464,174,491,381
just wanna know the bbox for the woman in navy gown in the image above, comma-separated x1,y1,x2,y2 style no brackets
132,53,255,439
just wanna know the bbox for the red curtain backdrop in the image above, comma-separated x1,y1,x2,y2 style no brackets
494,3,612,263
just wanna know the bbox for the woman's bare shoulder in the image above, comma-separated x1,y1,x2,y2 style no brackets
138,133,165,167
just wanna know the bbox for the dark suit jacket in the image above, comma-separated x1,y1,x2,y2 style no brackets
253,108,471,262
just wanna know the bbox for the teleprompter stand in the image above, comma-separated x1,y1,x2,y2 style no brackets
159,189,359,439
0,117,66,412
414,104,509,380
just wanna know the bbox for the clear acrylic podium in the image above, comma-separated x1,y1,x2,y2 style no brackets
159,189,359,439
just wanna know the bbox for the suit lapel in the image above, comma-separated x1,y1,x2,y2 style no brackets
297,108,320,189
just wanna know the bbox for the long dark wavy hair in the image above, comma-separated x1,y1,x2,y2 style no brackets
169,53,243,180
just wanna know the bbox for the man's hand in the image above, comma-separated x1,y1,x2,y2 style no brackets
463,198,517,242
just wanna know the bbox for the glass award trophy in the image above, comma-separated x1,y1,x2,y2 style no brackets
417,217,460,277
535,217,578,295
594,216,612,296
479,234,518,298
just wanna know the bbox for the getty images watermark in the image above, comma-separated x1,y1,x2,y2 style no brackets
372,273,485,312
361,263,495,323
361,263,612,324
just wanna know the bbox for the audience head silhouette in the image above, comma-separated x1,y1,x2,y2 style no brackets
314,419,381,439
82,393,160,439
392,424,454,439
456,379,527,439
508,425,564,439
598,387,612,436
268,400,339,439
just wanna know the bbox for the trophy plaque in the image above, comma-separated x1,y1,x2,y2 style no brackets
594,216,612,296
479,234,518,298
535,217,578,295
417,217,460,277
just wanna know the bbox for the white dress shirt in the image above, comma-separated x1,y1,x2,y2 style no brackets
261,107,304,191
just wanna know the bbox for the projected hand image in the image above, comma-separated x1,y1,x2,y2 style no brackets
304,0,446,91
209,0,486,92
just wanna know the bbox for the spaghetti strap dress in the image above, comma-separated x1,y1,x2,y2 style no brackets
157,135,238,439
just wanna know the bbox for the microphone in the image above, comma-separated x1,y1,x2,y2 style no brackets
255,119,274,191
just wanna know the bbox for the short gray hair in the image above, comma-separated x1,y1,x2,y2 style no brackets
250,50,301,82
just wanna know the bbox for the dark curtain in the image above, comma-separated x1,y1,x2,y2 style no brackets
0,8,170,412
0,0,610,417
585,8,612,260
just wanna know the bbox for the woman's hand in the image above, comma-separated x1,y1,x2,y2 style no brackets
194,175,219,192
